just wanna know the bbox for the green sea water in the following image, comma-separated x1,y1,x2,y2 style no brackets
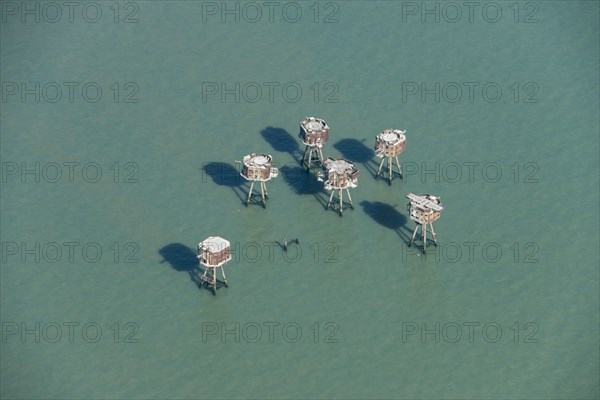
1,1,598,399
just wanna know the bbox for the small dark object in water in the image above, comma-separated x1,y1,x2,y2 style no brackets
282,238,299,252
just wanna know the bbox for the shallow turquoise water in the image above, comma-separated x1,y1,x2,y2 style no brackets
1,1,599,399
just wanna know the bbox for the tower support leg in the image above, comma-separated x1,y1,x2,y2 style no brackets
376,158,385,178
429,223,438,246
220,267,228,287
260,181,266,204
246,181,255,205
395,156,402,176
327,190,335,209
212,269,217,294
423,223,428,254
201,267,209,283
410,224,419,247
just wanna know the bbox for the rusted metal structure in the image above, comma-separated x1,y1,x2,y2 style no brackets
406,193,444,254
375,129,406,184
240,153,278,207
197,236,231,295
299,117,329,169
318,157,360,215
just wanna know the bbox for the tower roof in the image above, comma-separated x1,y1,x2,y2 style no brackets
198,236,230,253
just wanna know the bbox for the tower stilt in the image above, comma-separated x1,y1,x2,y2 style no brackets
429,223,438,246
423,223,428,254
306,146,313,168
303,145,324,169
376,157,385,177
300,117,329,169
240,153,278,207
320,158,359,215
198,236,232,295
410,224,419,247
406,193,444,254
327,190,335,209
374,130,406,184
246,181,255,205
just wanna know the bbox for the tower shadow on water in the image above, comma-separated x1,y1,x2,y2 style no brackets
333,138,378,179
360,201,413,244
201,162,246,205
279,164,329,208
159,243,203,289
260,126,304,163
